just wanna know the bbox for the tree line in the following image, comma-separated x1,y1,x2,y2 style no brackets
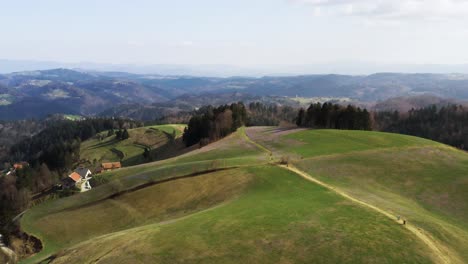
247,102,297,126
374,104,468,150
183,103,247,147
182,102,373,147
296,102,372,130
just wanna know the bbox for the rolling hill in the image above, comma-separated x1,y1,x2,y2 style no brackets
248,127,468,263
3,68,468,120
19,127,468,263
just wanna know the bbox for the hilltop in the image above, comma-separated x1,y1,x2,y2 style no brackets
18,127,468,263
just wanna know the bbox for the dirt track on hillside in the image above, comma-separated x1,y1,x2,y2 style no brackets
244,127,460,264
281,164,457,264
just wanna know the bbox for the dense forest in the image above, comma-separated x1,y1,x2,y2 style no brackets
296,102,372,130
247,102,297,126
375,104,468,150
0,120,49,166
0,163,59,242
183,102,248,147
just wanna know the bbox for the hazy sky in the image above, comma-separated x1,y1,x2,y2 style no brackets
2,0,468,66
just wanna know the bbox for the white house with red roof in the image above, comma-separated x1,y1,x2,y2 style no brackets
63,167,93,192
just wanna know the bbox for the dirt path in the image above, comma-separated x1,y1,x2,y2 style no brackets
240,127,272,155
281,164,454,264
243,127,457,264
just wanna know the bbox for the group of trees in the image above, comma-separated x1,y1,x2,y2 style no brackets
0,120,49,169
247,102,297,126
183,103,247,147
0,163,57,243
296,102,372,130
375,104,468,150
115,129,130,140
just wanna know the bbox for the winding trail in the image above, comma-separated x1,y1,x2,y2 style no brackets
281,164,452,264
242,127,456,264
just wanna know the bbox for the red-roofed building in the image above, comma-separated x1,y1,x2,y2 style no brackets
100,162,122,172
69,172,82,182
61,167,93,191
13,162,29,170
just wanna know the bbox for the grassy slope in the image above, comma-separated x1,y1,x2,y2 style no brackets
22,169,254,263
96,128,268,182
20,129,266,263
283,129,439,157
252,128,468,262
21,128,437,263
30,166,433,264
148,124,186,137
80,125,185,166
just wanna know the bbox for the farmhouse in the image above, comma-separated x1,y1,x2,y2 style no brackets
75,167,92,179
62,167,93,192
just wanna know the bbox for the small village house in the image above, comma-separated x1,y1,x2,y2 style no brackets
5,161,29,176
62,167,93,192
13,162,29,170
100,162,122,172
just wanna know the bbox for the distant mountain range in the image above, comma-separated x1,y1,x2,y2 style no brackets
4,59,468,77
1,68,468,120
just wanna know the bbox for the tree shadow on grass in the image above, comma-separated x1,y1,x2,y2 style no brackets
122,138,190,167
88,138,120,150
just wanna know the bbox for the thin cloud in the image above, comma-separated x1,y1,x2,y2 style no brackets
290,0,468,20
180,41,194,47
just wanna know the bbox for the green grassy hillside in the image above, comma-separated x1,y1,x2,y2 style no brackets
249,127,468,263
19,127,468,263
22,166,434,264
80,124,186,167
148,124,185,137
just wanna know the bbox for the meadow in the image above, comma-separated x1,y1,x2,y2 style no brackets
20,127,468,263
249,127,468,263
22,167,433,264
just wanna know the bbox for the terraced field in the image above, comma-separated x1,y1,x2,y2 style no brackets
80,124,186,166
20,127,468,263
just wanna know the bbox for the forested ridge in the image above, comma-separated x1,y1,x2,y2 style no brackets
296,102,372,130
375,104,468,150
183,102,248,147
